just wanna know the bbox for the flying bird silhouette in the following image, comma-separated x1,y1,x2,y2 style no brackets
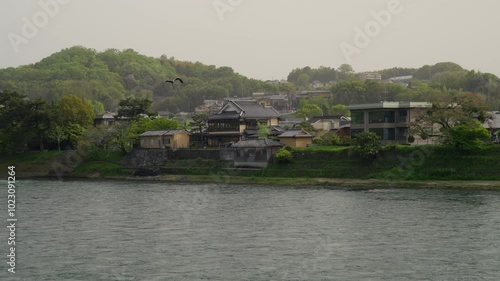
163,77,184,87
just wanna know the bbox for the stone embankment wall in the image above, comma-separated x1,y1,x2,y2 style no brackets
123,149,233,168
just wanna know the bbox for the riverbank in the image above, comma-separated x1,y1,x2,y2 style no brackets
114,174,500,190
2,145,500,190
17,174,500,191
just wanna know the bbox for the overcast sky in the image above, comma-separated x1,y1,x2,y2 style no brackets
1,0,499,80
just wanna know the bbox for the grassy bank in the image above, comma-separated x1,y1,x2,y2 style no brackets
71,149,131,177
0,150,65,177
237,144,500,181
1,145,499,189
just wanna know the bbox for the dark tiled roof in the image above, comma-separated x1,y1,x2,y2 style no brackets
226,100,280,118
278,130,314,138
208,111,240,120
140,130,188,137
232,139,283,148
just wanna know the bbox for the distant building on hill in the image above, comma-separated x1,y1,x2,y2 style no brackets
359,72,382,80
94,113,116,127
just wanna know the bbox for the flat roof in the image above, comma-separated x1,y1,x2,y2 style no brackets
347,101,432,110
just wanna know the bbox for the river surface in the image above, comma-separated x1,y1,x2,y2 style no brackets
1,179,500,280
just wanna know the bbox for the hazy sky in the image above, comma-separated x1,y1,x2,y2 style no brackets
1,0,499,80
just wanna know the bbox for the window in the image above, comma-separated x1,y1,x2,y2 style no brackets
397,110,408,123
369,128,395,140
396,127,408,140
369,111,395,123
351,111,364,124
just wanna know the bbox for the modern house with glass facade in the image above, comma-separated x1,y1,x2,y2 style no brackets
347,102,438,145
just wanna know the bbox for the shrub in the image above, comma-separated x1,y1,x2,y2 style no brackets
349,131,381,159
275,148,293,163
313,137,323,145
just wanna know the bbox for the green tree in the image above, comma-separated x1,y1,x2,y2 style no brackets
411,92,489,151
296,73,311,87
296,103,323,119
414,62,463,80
337,64,355,80
257,122,270,139
190,113,208,135
329,104,349,116
0,91,53,152
49,125,65,151
89,100,105,115
331,80,366,104
349,131,381,159
297,121,315,134
116,97,156,119
444,121,490,151
56,95,95,148
26,98,53,151
58,95,94,127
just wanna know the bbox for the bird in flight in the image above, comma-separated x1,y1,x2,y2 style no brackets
163,77,184,87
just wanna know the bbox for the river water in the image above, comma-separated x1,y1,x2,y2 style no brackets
1,179,500,280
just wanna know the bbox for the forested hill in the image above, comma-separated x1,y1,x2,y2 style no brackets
0,46,280,112
1,46,500,112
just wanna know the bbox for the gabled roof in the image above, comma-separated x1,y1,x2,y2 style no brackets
232,139,283,148
140,130,189,137
95,113,115,119
270,126,286,134
207,111,240,120
278,130,314,138
217,100,280,119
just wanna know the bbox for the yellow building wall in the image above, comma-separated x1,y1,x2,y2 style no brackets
172,133,190,148
279,138,296,147
141,136,162,149
141,133,190,149
279,137,312,148
269,118,279,126
295,138,312,147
